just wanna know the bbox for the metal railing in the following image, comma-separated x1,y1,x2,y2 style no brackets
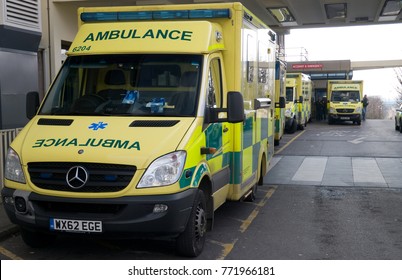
1,128,23,188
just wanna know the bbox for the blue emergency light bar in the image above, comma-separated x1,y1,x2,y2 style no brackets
80,9,231,22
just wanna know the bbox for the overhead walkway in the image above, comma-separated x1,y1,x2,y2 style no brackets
351,59,402,70
286,59,402,81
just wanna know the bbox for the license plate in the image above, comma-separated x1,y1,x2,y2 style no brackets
340,117,350,120
50,218,102,233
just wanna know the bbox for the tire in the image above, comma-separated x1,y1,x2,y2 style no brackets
20,228,56,248
176,190,207,257
395,119,399,131
289,119,297,133
399,122,402,133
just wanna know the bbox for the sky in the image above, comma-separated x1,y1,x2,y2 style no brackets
285,23,402,102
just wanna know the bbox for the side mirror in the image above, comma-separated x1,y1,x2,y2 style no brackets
227,91,244,123
299,96,304,103
205,91,244,124
26,91,40,119
254,98,271,110
279,96,286,108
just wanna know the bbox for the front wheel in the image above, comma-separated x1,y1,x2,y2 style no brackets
289,119,297,133
176,190,207,257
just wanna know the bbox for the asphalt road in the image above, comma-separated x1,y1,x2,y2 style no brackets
1,119,402,260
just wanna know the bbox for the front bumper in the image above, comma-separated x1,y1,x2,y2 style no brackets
328,113,361,121
2,187,197,238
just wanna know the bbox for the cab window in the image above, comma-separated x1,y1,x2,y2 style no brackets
207,58,222,108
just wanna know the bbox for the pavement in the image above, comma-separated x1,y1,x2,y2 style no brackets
0,201,19,241
266,155,402,188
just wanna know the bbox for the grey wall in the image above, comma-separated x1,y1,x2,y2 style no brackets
0,49,38,129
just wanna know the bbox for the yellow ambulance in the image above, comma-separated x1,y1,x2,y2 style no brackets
327,80,363,125
2,2,276,257
274,59,286,145
284,73,313,133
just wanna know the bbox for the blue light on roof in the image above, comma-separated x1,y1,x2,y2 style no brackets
80,9,231,22
81,12,117,22
153,10,189,19
189,9,231,19
118,11,153,20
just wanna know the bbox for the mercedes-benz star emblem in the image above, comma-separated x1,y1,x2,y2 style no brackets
66,166,89,189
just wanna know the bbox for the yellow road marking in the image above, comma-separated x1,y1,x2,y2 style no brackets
212,186,277,259
239,186,277,233
239,209,259,233
0,246,23,260
275,130,306,154
209,239,238,260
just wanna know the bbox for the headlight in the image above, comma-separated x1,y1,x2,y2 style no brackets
138,151,186,188
329,108,337,114
5,148,26,183
356,107,362,113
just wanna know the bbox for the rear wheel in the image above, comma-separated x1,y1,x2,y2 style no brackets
176,190,207,257
289,119,297,133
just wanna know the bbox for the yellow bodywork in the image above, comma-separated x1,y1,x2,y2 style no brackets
285,73,313,130
69,21,225,55
5,2,276,214
327,80,363,124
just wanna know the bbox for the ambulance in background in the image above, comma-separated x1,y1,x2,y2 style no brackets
327,80,363,125
284,73,313,133
2,2,277,257
274,59,286,145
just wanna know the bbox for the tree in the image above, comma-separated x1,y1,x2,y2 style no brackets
366,96,385,119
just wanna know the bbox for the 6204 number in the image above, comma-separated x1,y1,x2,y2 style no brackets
71,45,91,52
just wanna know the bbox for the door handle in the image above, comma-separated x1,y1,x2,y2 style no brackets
223,127,229,133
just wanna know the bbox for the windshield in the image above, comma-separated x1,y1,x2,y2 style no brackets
330,90,360,102
40,54,202,117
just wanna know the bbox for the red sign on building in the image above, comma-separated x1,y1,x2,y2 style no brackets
292,63,323,70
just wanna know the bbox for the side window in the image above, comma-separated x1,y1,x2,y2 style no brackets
207,58,222,108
